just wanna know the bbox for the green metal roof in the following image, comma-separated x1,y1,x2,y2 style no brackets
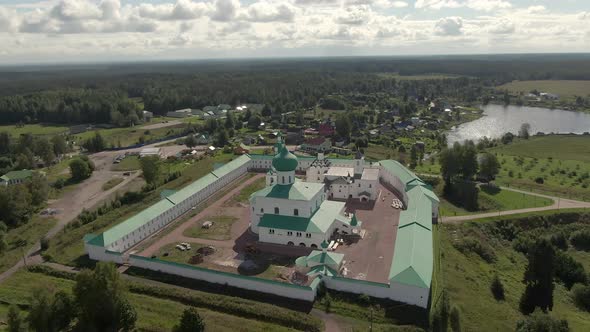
307,250,344,266
307,265,338,277
272,146,299,172
251,180,324,201
0,169,33,181
211,155,251,178
167,173,218,204
102,199,175,246
379,160,420,185
85,233,105,247
399,189,434,231
389,224,433,289
408,185,439,203
258,200,345,234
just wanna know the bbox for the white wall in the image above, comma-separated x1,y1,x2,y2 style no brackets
129,255,317,301
258,227,326,247
389,282,430,308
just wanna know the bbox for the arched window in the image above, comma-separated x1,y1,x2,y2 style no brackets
289,176,291,183
260,208,264,213
282,176,285,183
294,209,299,216
274,207,279,214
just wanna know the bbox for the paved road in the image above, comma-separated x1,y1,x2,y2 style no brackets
441,186,590,223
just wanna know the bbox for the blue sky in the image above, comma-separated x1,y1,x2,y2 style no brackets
0,0,589,64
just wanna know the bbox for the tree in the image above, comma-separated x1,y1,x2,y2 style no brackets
215,129,229,147
554,251,587,289
490,274,505,300
173,307,205,332
51,135,67,156
247,115,261,130
515,311,569,332
410,145,418,169
74,262,137,332
28,288,52,332
478,152,500,181
69,158,92,182
501,132,514,145
519,123,531,139
224,111,235,129
571,284,590,312
450,306,461,332
140,156,161,185
520,239,555,314
28,172,49,206
184,134,197,148
82,132,106,152
7,305,22,332
335,115,352,139
261,105,272,117
0,221,7,254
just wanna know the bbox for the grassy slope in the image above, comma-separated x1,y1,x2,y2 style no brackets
441,222,590,331
0,217,57,274
0,124,69,136
0,270,297,332
497,80,590,99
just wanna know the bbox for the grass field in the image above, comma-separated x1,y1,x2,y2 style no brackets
183,215,238,241
489,135,590,162
498,80,590,98
440,217,590,331
227,177,266,204
153,242,206,263
74,124,187,148
111,156,141,171
438,187,553,217
0,123,69,137
0,270,299,332
0,217,57,274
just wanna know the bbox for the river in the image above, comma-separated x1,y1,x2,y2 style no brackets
447,104,590,144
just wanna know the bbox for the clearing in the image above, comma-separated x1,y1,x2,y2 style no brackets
498,80,590,99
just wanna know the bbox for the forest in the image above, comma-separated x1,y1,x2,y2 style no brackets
1,54,590,126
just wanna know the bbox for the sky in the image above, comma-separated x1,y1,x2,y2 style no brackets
0,0,589,64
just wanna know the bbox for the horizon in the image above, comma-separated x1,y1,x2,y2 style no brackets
0,0,589,65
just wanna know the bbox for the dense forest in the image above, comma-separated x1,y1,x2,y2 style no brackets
1,54,589,125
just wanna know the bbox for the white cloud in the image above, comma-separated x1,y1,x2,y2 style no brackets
295,0,339,5
434,16,463,36
526,5,545,14
0,7,18,32
211,0,240,22
488,18,514,34
244,2,295,23
335,5,372,25
101,0,121,20
416,0,511,11
578,12,590,20
50,0,101,21
346,0,408,8
169,33,192,46
138,0,207,21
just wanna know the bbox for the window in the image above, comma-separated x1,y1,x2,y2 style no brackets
296,232,302,237
294,209,299,216
369,184,372,188
289,176,291,182
282,176,285,183
260,208,264,213
306,233,311,238
274,207,279,214
287,231,293,236
358,183,361,187
269,229,275,234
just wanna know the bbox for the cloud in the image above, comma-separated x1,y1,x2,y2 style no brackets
416,0,511,11
488,18,514,34
295,0,339,5
578,12,590,20
335,5,372,25
138,0,207,21
50,0,101,21
376,26,407,38
0,7,18,32
434,16,463,36
526,5,545,14
244,2,296,23
101,0,121,20
217,21,251,36
169,33,192,46
346,0,408,8
211,0,240,22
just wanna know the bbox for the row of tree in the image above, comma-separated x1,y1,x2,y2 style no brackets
0,132,68,174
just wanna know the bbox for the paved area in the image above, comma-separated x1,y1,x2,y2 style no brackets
337,184,401,284
442,186,590,223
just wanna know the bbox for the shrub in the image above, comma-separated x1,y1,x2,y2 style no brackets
324,293,332,313
554,252,587,289
570,230,590,251
516,311,569,332
454,236,497,263
40,236,50,251
550,232,568,250
571,284,590,312
534,177,544,184
490,274,505,301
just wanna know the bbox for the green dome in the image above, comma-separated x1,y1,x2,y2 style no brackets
272,146,298,172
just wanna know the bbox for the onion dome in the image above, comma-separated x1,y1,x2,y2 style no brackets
351,214,358,226
272,146,298,172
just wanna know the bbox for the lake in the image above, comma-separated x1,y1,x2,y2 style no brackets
447,104,590,144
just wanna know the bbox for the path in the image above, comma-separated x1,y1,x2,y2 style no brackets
311,309,343,332
139,173,264,257
442,186,590,223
